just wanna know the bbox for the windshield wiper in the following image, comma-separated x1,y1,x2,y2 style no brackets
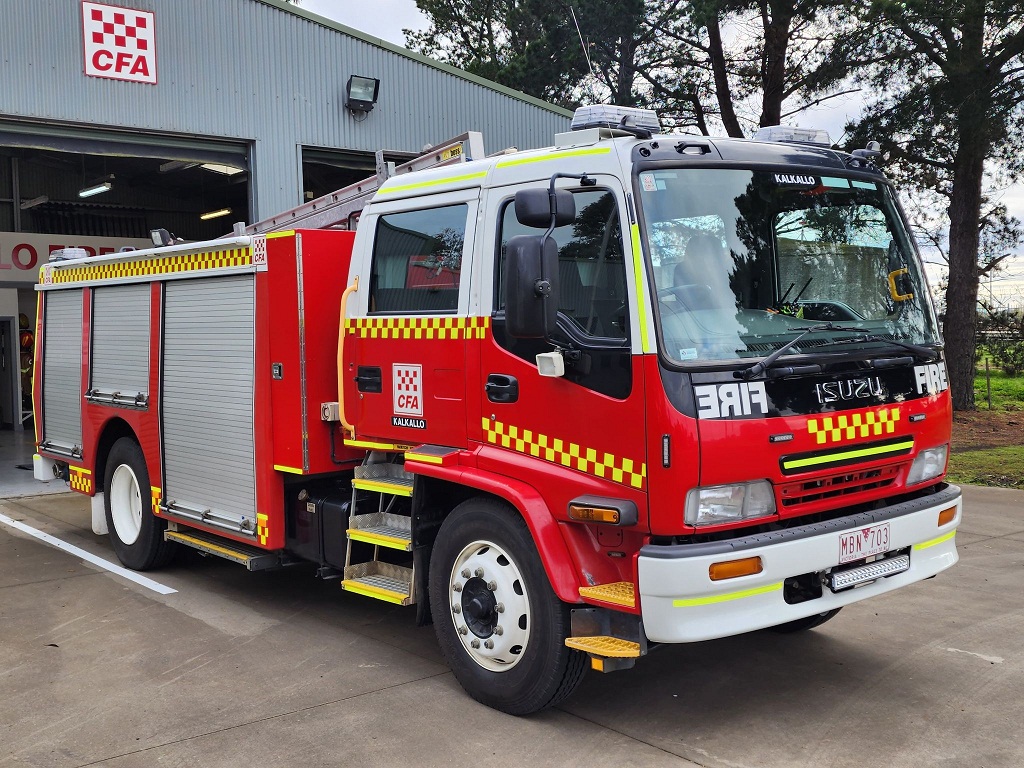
737,323,867,380
830,334,939,362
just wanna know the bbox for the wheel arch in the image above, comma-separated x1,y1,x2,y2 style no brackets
411,466,583,606
94,417,141,492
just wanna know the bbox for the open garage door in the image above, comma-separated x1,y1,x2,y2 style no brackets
0,121,251,242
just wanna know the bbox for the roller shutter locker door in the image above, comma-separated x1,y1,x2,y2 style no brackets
91,284,151,399
42,289,83,453
162,276,256,529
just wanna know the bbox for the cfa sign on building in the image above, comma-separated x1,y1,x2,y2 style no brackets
81,1,157,84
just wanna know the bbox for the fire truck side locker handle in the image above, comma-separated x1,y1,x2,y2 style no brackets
485,374,519,403
355,366,382,393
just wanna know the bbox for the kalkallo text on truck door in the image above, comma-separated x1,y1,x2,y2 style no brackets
33,106,961,715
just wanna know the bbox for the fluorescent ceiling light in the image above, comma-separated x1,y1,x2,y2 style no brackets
199,207,232,221
79,181,112,198
201,163,245,176
20,195,49,210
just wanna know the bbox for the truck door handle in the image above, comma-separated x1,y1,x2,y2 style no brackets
485,374,518,403
354,366,382,393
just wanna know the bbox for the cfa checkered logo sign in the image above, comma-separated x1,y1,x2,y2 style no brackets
82,2,157,84
393,364,423,417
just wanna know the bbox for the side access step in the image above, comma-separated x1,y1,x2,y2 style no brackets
165,529,280,571
342,562,415,605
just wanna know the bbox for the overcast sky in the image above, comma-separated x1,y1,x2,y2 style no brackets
296,0,1022,300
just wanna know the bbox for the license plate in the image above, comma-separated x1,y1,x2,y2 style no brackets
839,522,891,564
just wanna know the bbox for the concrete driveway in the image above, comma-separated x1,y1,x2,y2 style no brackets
1,485,1021,768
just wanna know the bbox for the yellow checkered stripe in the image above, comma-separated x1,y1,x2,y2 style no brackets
347,316,490,340
43,248,252,285
808,407,901,446
482,417,646,490
257,513,269,546
69,466,92,493
151,486,161,516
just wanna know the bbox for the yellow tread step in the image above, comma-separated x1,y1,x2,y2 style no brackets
351,477,414,497
578,581,636,609
565,636,641,658
347,528,412,551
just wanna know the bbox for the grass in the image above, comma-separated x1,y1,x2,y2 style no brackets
946,446,1024,489
948,364,1024,488
973,363,1024,410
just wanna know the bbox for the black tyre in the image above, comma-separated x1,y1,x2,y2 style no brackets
429,498,587,715
770,608,842,634
104,437,176,571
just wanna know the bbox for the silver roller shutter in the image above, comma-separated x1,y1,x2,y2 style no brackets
162,275,256,532
91,284,151,403
42,289,83,454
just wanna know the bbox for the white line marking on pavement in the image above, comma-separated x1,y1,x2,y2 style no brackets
946,647,1004,664
0,511,177,595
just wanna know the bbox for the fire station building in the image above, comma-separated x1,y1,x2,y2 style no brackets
0,0,570,432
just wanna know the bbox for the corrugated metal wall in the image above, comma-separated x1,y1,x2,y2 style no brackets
0,0,572,218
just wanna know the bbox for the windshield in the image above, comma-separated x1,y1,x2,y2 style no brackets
637,168,940,365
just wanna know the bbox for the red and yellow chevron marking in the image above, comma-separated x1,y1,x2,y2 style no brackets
42,247,252,285
808,406,901,446
68,466,93,493
151,486,161,516
257,513,269,546
482,417,646,490
347,316,490,340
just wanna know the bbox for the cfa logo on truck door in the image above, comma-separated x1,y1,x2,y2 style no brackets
392,364,426,428
82,2,157,85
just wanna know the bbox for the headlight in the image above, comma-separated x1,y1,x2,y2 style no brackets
906,444,948,485
685,481,776,526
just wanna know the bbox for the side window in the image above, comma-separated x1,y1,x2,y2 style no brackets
369,203,467,314
498,189,628,340
494,188,632,399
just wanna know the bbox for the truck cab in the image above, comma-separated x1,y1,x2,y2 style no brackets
339,106,960,709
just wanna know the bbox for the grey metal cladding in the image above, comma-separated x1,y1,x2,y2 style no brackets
42,290,84,450
0,0,570,218
92,284,151,396
162,276,256,525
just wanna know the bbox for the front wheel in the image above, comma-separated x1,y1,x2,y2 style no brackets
104,437,176,571
429,498,587,715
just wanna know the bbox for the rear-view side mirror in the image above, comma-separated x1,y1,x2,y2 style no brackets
503,235,559,338
514,188,575,229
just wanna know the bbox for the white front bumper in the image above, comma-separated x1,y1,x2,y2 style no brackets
638,486,961,643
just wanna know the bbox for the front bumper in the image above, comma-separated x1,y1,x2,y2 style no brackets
638,484,961,643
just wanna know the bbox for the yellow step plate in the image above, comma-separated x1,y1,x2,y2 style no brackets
565,636,641,658
578,581,635,609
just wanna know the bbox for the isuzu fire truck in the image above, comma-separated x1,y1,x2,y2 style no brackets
33,106,961,714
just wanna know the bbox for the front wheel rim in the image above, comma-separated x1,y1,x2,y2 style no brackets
110,464,143,545
448,539,531,672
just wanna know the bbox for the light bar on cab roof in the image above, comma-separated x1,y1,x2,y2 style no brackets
754,125,833,148
572,105,661,134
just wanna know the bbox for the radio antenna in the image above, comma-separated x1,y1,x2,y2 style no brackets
569,6,595,80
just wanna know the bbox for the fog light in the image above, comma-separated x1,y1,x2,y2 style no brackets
685,480,776,526
907,444,948,485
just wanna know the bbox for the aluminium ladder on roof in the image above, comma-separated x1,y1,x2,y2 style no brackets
243,132,486,235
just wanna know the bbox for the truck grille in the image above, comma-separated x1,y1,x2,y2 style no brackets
779,464,901,509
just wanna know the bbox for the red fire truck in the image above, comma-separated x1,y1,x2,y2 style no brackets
33,106,961,714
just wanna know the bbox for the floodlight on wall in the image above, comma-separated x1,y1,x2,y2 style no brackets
344,75,380,113
199,207,232,221
79,176,114,198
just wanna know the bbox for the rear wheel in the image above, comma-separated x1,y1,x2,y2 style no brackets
770,608,842,633
104,437,176,570
429,498,587,715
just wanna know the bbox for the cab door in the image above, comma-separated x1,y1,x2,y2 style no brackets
476,178,648,511
343,188,479,448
